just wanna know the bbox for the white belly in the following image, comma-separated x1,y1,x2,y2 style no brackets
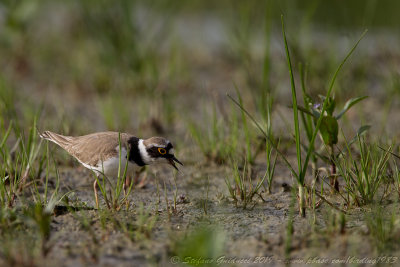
99,156,137,177
79,147,139,178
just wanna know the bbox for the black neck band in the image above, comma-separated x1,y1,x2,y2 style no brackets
127,137,146,166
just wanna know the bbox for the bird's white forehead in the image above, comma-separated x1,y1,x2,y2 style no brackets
168,148,175,154
146,141,170,148
147,143,161,148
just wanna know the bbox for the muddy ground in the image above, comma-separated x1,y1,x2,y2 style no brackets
9,152,396,267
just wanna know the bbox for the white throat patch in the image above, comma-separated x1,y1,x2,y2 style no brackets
138,139,152,164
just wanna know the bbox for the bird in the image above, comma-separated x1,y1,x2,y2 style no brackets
39,131,182,208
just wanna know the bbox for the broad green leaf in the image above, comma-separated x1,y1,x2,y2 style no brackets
319,115,339,145
335,96,368,120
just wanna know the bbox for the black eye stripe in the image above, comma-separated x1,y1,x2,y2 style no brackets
146,145,173,158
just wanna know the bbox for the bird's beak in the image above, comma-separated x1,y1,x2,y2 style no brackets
168,156,183,171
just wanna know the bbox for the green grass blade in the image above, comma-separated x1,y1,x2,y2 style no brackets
281,15,302,181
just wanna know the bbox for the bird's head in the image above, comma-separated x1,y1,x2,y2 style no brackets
139,137,183,170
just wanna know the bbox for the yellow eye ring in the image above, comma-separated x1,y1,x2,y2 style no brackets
158,148,167,155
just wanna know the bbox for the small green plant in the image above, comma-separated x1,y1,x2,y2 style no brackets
224,161,267,209
282,19,367,215
0,116,45,208
298,94,368,192
103,203,158,241
336,136,391,206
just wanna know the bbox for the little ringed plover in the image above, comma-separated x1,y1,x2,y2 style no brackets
39,131,182,208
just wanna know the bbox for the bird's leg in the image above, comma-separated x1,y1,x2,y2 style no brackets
93,179,99,209
124,175,131,197
135,167,148,189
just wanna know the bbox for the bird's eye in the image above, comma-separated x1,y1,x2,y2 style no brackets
158,148,167,155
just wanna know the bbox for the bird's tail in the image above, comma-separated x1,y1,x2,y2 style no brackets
39,131,73,149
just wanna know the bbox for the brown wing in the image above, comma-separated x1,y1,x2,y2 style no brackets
67,132,133,166
41,131,133,166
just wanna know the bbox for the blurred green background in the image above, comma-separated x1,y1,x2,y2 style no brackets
0,0,399,139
